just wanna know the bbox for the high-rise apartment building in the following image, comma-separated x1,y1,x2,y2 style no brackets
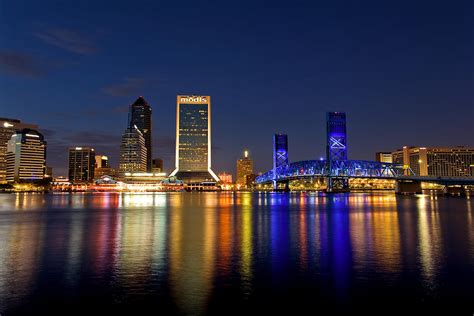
119,125,147,173
0,118,38,183
129,97,152,171
170,95,219,183
392,146,474,177
6,128,46,182
237,150,253,186
68,147,95,183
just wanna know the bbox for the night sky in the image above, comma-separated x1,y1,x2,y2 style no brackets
1,0,473,177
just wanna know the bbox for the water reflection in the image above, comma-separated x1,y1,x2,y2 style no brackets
0,192,473,313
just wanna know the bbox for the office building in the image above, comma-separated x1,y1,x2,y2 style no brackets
237,150,253,186
68,147,95,183
0,118,38,183
375,152,393,163
129,96,152,171
119,125,147,173
170,95,219,183
152,158,164,173
6,128,46,182
392,146,474,177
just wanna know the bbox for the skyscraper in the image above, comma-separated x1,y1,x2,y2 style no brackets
119,125,147,173
0,118,38,183
129,97,152,171
6,128,46,183
236,150,253,186
170,95,219,183
68,147,96,183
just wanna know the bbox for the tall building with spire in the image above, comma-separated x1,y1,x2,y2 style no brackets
169,95,219,183
236,150,253,186
129,96,152,171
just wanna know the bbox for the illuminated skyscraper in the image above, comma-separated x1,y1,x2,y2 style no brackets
129,96,152,171
119,125,147,173
170,95,219,183
95,155,110,168
68,147,95,183
6,129,46,183
236,150,253,186
0,118,38,183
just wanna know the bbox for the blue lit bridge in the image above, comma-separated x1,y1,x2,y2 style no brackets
256,112,474,193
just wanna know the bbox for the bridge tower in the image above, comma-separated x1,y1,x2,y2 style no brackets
326,112,349,192
273,134,289,190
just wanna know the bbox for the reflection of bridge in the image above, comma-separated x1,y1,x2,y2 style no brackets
256,112,474,193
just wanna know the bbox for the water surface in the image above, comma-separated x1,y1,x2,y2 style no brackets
0,192,473,314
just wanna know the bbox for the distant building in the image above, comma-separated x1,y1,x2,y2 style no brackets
218,172,233,184
245,173,257,187
169,95,219,183
45,166,53,178
375,152,393,163
95,155,110,168
129,97,152,171
68,147,95,183
237,150,253,186
119,125,147,174
152,158,164,173
0,118,38,183
6,129,46,182
392,146,474,177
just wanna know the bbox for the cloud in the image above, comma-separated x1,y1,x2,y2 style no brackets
0,50,45,78
102,78,147,97
35,28,98,55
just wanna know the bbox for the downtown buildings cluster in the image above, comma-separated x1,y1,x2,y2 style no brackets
1,95,474,192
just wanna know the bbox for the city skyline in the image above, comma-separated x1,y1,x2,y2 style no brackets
0,1,473,177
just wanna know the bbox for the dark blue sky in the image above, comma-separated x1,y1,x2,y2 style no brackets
1,0,473,177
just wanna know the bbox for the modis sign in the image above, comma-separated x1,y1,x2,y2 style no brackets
178,95,209,104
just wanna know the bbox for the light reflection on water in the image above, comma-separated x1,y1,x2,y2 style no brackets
0,192,473,314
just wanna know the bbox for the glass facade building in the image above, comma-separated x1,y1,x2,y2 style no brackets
0,118,38,183
6,128,46,182
119,125,147,174
170,95,219,183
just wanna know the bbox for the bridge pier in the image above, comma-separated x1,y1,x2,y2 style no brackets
443,185,466,196
326,177,349,193
395,180,422,194
273,180,290,192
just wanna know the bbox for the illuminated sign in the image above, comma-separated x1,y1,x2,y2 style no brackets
179,95,208,104
75,147,82,150
3,122,14,128
26,133,40,138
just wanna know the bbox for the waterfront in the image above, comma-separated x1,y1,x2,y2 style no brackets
0,192,473,314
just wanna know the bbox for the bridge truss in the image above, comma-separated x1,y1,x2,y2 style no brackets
255,159,409,184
